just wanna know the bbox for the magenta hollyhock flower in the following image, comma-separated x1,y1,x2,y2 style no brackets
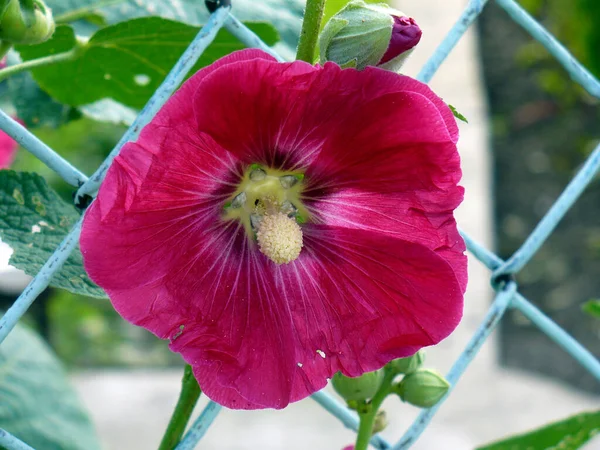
0,119,20,169
81,49,467,410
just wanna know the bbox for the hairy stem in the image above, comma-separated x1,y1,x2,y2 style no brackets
157,365,202,450
354,370,395,450
0,47,79,82
295,0,326,63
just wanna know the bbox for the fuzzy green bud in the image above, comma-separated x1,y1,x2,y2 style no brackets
0,0,54,45
396,369,449,408
388,350,425,374
318,0,421,72
332,369,384,402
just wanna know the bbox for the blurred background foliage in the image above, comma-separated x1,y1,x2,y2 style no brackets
478,0,600,391
519,0,600,99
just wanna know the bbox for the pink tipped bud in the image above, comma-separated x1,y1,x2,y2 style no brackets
379,16,422,65
319,1,421,72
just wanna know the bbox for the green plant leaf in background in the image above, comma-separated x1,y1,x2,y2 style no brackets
449,104,469,123
0,170,106,298
3,55,77,129
582,299,600,318
79,98,137,126
477,410,600,450
16,18,278,109
12,118,125,196
47,0,304,59
0,320,101,450
10,0,300,129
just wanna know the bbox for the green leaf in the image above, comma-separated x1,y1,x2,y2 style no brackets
79,98,137,126
476,410,600,450
0,320,101,450
449,104,469,123
3,54,76,129
16,18,279,109
47,0,303,59
582,299,600,318
0,171,107,298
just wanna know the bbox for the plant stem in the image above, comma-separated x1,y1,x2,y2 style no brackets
295,0,326,63
158,365,202,450
0,48,78,82
354,370,396,450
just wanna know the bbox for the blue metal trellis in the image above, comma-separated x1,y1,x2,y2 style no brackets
0,0,599,449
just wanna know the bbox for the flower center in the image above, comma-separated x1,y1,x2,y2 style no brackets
256,212,303,264
224,165,308,264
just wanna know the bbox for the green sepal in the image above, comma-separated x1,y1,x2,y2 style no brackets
449,104,469,123
332,369,384,402
19,0,37,27
395,369,449,408
340,58,358,69
387,350,425,375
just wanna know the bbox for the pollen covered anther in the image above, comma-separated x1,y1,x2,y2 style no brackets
256,212,303,264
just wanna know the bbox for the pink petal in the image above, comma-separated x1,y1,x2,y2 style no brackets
81,50,466,410
177,56,465,288
186,57,456,171
82,131,241,291
0,119,20,169
303,86,466,290
283,226,462,402
134,225,461,409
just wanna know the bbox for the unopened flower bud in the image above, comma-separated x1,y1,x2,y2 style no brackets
396,369,449,408
318,0,421,72
387,350,425,374
372,410,388,434
332,369,384,402
0,0,55,45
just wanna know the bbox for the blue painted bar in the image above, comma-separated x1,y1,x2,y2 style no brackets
512,293,600,381
495,0,600,98
311,390,390,449
74,6,231,203
417,0,489,83
0,429,34,450
224,14,285,61
495,142,600,277
175,401,223,450
391,283,517,450
460,229,503,271
0,220,82,345
0,110,88,188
